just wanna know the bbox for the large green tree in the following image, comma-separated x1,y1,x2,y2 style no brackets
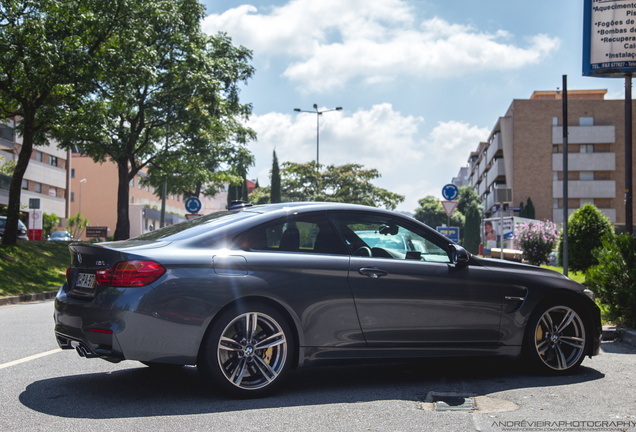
456,185,481,216
0,0,128,244
54,2,255,239
280,162,404,210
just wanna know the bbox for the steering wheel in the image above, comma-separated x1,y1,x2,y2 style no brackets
353,246,372,257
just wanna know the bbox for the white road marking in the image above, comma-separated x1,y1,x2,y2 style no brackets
0,349,62,370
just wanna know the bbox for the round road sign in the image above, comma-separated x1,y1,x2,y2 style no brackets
442,184,459,201
185,197,202,213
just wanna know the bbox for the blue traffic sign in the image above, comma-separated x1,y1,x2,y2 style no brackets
185,197,202,213
441,184,459,201
437,226,460,243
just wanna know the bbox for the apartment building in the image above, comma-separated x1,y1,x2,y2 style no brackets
70,154,230,240
451,166,470,188
0,118,70,220
466,89,634,231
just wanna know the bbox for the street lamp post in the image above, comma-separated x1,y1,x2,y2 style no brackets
79,179,87,213
294,104,342,166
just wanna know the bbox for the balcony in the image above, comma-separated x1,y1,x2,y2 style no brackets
478,157,487,178
552,180,616,199
486,133,503,166
486,159,506,188
552,125,615,144
552,153,615,171
478,180,487,197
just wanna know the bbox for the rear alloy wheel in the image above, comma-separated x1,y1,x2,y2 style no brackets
198,304,293,398
526,301,588,374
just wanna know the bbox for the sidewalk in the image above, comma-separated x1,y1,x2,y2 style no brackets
0,291,57,306
602,325,636,349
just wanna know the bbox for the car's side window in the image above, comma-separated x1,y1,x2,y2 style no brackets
329,212,450,263
234,212,347,255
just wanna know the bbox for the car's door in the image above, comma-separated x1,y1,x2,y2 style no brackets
233,211,365,347
329,211,503,347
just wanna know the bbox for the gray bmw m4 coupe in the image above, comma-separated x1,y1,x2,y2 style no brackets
54,202,601,398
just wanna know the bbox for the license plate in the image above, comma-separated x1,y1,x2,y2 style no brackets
76,273,95,289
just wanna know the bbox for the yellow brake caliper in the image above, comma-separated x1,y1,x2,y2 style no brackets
536,324,544,355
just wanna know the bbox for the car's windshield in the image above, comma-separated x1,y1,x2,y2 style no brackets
50,232,67,238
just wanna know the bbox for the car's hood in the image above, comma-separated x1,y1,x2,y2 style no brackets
473,255,570,281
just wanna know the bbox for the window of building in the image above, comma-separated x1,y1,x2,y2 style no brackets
130,196,134,204
138,179,142,189
171,194,174,200
71,168,75,178
146,185,149,192
552,145,559,153
36,151,42,162
35,182,41,193
21,179,28,190
130,178,134,187
152,186,156,193
553,172,558,181
50,156,58,166
580,171,594,181
177,195,180,202
580,198,594,206
553,199,559,209
579,117,594,126
552,117,559,126
580,144,594,153
71,192,75,202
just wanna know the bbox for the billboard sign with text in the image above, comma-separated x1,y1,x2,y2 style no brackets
584,0,636,77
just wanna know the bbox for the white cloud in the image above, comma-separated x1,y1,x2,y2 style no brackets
246,105,488,211
203,0,560,92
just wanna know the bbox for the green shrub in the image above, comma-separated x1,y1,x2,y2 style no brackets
463,205,481,255
557,204,613,272
585,233,636,327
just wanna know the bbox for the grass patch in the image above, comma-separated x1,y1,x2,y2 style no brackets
541,265,586,284
0,241,70,297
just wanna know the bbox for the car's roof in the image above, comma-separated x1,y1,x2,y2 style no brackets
244,202,400,215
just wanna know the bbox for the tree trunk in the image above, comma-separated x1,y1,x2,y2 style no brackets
113,159,131,240
2,112,35,245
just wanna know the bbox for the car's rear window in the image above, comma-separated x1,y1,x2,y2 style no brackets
134,210,256,241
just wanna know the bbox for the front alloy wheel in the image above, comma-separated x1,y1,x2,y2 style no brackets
529,303,587,373
199,304,293,398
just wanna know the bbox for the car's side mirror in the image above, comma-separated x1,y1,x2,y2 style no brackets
449,244,470,265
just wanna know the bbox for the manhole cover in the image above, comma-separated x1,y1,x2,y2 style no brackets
422,392,476,412
419,392,520,413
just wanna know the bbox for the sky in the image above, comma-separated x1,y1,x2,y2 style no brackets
200,0,627,212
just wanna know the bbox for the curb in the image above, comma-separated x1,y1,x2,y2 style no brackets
0,291,58,306
603,325,636,349
621,329,636,349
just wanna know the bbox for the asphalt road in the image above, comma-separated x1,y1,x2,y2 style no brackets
1,300,635,432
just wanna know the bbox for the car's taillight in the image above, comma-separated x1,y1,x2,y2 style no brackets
66,267,71,283
95,261,166,287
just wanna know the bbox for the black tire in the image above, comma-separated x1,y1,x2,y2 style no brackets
198,303,294,398
524,299,588,374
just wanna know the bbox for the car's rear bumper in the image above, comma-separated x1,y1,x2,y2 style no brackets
54,282,202,365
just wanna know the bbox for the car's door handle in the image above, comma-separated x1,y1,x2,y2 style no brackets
358,267,388,278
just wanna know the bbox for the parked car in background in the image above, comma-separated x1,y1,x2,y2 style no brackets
48,231,74,241
0,216,28,240
54,202,601,398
